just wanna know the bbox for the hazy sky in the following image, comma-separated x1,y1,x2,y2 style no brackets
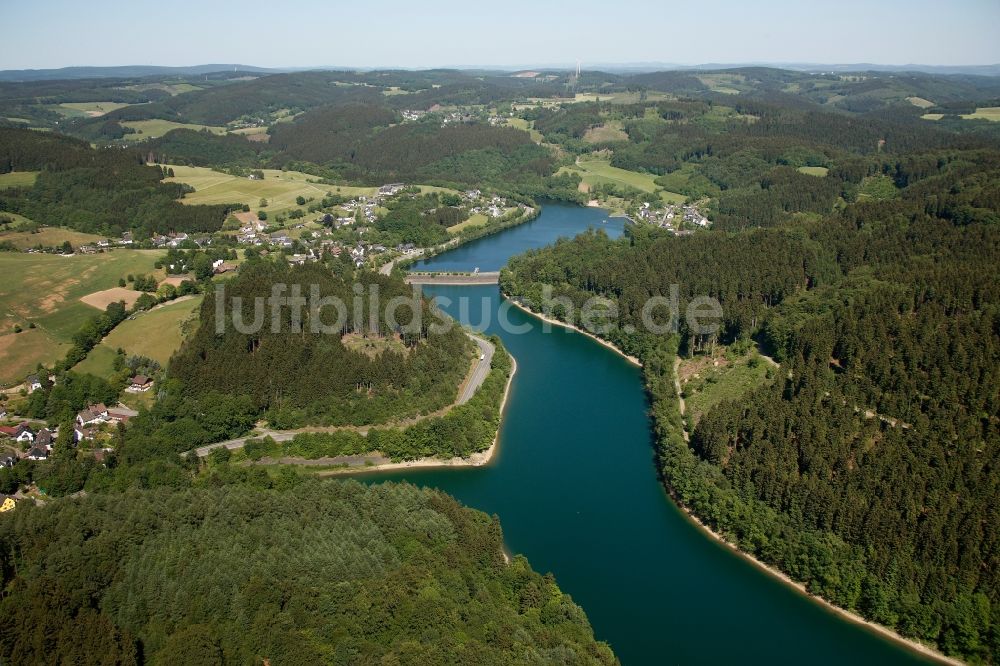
2,0,999,70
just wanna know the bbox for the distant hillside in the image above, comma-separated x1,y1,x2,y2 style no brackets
0,64,287,82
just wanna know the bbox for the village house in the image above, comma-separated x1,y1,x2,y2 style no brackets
0,422,35,444
74,426,97,443
213,261,238,275
269,231,293,248
378,183,406,197
107,406,138,423
26,428,52,460
26,374,43,393
76,403,108,426
127,375,153,393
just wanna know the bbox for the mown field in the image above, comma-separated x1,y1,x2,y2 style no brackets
0,250,165,386
0,171,39,189
963,106,1000,121
123,120,227,140
922,107,1000,122
74,295,203,377
559,158,685,203
166,165,375,215
52,101,132,118
447,213,489,235
797,166,829,177
0,226,104,250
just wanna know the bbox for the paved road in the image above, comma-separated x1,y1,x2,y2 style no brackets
459,336,494,405
190,333,494,458
379,248,426,276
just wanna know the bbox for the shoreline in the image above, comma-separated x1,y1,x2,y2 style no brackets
504,297,642,366
504,292,959,666
315,351,517,477
670,494,961,665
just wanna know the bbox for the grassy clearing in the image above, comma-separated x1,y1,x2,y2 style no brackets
0,171,39,189
0,250,165,384
72,343,119,378
0,212,37,229
921,113,944,121
123,82,201,95
797,166,829,177
506,117,544,143
0,227,104,250
54,101,132,118
447,213,489,235
583,122,628,143
122,120,227,140
342,333,408,358
415,185,462,197
963,107,1000,121
571,91,670,104
906,96,936,109
76,295,203,377
165,165,368,215
559,158,685,203
680,351,772,427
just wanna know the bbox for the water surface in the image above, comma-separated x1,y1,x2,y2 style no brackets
410,203,624,272
363,205,930,665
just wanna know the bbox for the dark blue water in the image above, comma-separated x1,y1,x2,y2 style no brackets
361,204,932,665
410,203,625,272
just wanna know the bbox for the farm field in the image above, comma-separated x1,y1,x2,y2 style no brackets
797,166,829,177
0,250,165,385
0,226,104,250
75,295,203,377
571,91,671,104
906,96,936,109
166,165,375,214
559,158,685,203
0,171,39,189
0,327,70,390
53,101,132,117
122,120,227,140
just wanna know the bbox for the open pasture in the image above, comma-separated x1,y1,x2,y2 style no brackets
0,250,165,384
166,165,374,214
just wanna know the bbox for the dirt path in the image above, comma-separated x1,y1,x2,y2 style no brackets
673,356,689,442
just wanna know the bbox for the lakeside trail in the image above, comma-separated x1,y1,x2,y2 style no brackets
672,356,689,443
505,293,960,666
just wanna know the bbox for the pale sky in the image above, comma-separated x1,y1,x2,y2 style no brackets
2,0,998,70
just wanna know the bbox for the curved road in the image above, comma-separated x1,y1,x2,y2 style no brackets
190,333,494,458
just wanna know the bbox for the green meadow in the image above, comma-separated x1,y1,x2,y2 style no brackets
0,250,165,385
